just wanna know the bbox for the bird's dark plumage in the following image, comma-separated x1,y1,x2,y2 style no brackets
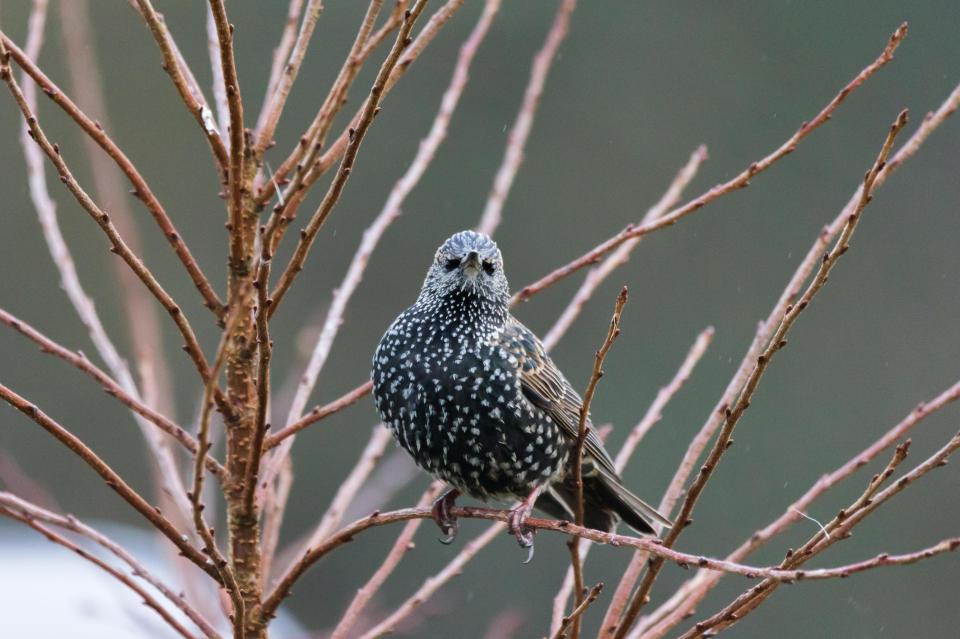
372,230,670,551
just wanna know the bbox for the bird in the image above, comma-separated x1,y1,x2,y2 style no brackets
371,230,671,560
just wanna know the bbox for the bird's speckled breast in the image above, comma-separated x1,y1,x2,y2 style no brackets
372,292,566,499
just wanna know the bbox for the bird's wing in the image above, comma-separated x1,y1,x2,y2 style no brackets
500,317,619,476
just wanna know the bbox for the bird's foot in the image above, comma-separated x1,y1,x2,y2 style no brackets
508,489,541,564
431,488,460,544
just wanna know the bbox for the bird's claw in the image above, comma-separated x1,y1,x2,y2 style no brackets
432,488,460,545
508,502,537,563
437,518,459,545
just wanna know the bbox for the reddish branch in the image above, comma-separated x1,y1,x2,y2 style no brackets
0,308,225,481
265,381,372,449
0,493,221,639
254,0,386,208
609,109,910,639
0,39,223,405
0,382,221,584
0,34,225,316
268,0,431,315
551,583,604,639
130,0,229,172
260,501,958,620
1,506,200,639
254,0,464,239
682,423,960,638
639,378,960,638
476,0,577,236
551,327,713,635
329,482,445,639
512,23,908,304
569,286,628,639
253,0,326,155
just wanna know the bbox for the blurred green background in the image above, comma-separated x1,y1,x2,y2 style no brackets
1,1,958,637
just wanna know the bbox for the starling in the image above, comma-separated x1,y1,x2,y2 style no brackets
372,230,671,559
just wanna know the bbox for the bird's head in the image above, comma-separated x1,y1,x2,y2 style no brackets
420,230,509,304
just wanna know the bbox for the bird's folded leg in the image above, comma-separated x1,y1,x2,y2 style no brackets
431,487,461,544
508,485,544,563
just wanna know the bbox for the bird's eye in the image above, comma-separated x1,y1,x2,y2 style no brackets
482,261,496,275
444,258,461,271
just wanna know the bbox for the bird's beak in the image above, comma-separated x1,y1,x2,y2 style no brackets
462,251,481,278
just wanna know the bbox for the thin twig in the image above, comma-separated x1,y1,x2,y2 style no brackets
638,381,960,639
255,0,385,236
512,23,908,304
58,0,176,415
0,493,222,639
253,0,326,154
255,0,463,240
550,327,713,635
0,43,222,401
357,521,506,639
568,287,628,639
268,426,393,595
268,0,431,315
0,505,200,639
681,424,960,638
550,583,604,639
0,308,225,481
258,0,306,128
329,482,445,639
208,0,249,300
0,34,225,316
0,382,222,584
542,146,708,351
610,109,910,639
130,0,229,172
205,4,229,142
476,0,576,236
265,381,372,449
260,497,957,620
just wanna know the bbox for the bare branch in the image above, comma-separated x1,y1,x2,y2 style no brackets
0,42,222,398
358,522,506,639
550,583,604,639
253,0,326,154
329,482,445,639
553,327,713,636
0,308,225,481
0,493,222,639
476,0,576,236
255,0,386,227
0,382,221,584
638,379,960,639
268,0,431,314
130,0,229,171
610,109,910,639
568,286,628,639
0,34,225,316
0,505,200,639
513,23,908,304
542,146,708,351
265,381,372,449
262,498,956,620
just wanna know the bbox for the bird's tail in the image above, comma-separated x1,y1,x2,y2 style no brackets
538,466,672,534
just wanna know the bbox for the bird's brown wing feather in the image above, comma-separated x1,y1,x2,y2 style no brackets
500,318,618,476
